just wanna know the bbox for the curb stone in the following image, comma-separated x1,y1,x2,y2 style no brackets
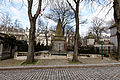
0,63,120,70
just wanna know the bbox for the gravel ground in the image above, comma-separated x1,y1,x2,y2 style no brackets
37,59,69,65
78,57,118,64
0,59,24,67
0,57,119,67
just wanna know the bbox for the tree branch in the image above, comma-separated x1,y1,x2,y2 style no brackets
27,0,33,20
34,0,42,19
66,0,75,12
73,0,77,4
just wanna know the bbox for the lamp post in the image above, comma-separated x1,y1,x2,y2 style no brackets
100,41,104,60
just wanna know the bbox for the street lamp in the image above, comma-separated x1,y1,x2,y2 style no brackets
100,41,104,60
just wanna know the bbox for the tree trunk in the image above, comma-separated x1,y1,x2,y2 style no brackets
26,0,42,63
72,5,79,62
113,0,120,60
45,33,48,48
68,34,70,44
118,34,120,59
62,26,65,35
26,19,36,63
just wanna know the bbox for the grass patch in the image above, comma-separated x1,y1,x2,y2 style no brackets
21,60,38,65
69,60,82,64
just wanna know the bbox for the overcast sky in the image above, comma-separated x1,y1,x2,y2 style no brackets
0,0,113,36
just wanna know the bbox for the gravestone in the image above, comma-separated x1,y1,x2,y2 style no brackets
51,19,66,54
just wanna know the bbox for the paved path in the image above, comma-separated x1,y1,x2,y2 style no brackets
0,66,120,80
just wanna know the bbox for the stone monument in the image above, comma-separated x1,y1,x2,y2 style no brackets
87,32,95,45
51,19,66,54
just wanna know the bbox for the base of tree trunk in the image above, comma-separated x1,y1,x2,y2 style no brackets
26,52,34,64
26,59,34,64
72,59,79,62
72,57,79,62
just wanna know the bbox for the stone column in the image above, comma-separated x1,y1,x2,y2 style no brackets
0,44,3,60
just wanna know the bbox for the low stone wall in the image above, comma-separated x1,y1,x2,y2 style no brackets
14,51,101,60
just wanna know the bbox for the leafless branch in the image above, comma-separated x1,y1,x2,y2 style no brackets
96,1,113,18
34,0,42,19
66,0,75,12
104,6,113,18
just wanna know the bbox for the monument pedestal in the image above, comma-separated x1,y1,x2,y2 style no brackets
52,40,66,54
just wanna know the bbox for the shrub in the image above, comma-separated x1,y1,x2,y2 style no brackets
16,40,28,52
35,43,49,52
103,52,109,57
67,45,99,54
67,46,74,51
78,46,99,54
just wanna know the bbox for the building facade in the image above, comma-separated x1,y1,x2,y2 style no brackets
0,26,53,46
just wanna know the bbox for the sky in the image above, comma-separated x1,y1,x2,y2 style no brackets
0,0,114,36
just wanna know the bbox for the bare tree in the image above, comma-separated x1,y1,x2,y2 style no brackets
0,13,12,33
14,19,21,28
26,0,42,63
45,0,74,35
89,17,107,43
37,17,49,47
65,25,74,44
67,0,81,62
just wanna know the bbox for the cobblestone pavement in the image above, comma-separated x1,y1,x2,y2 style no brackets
0,66,120,80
